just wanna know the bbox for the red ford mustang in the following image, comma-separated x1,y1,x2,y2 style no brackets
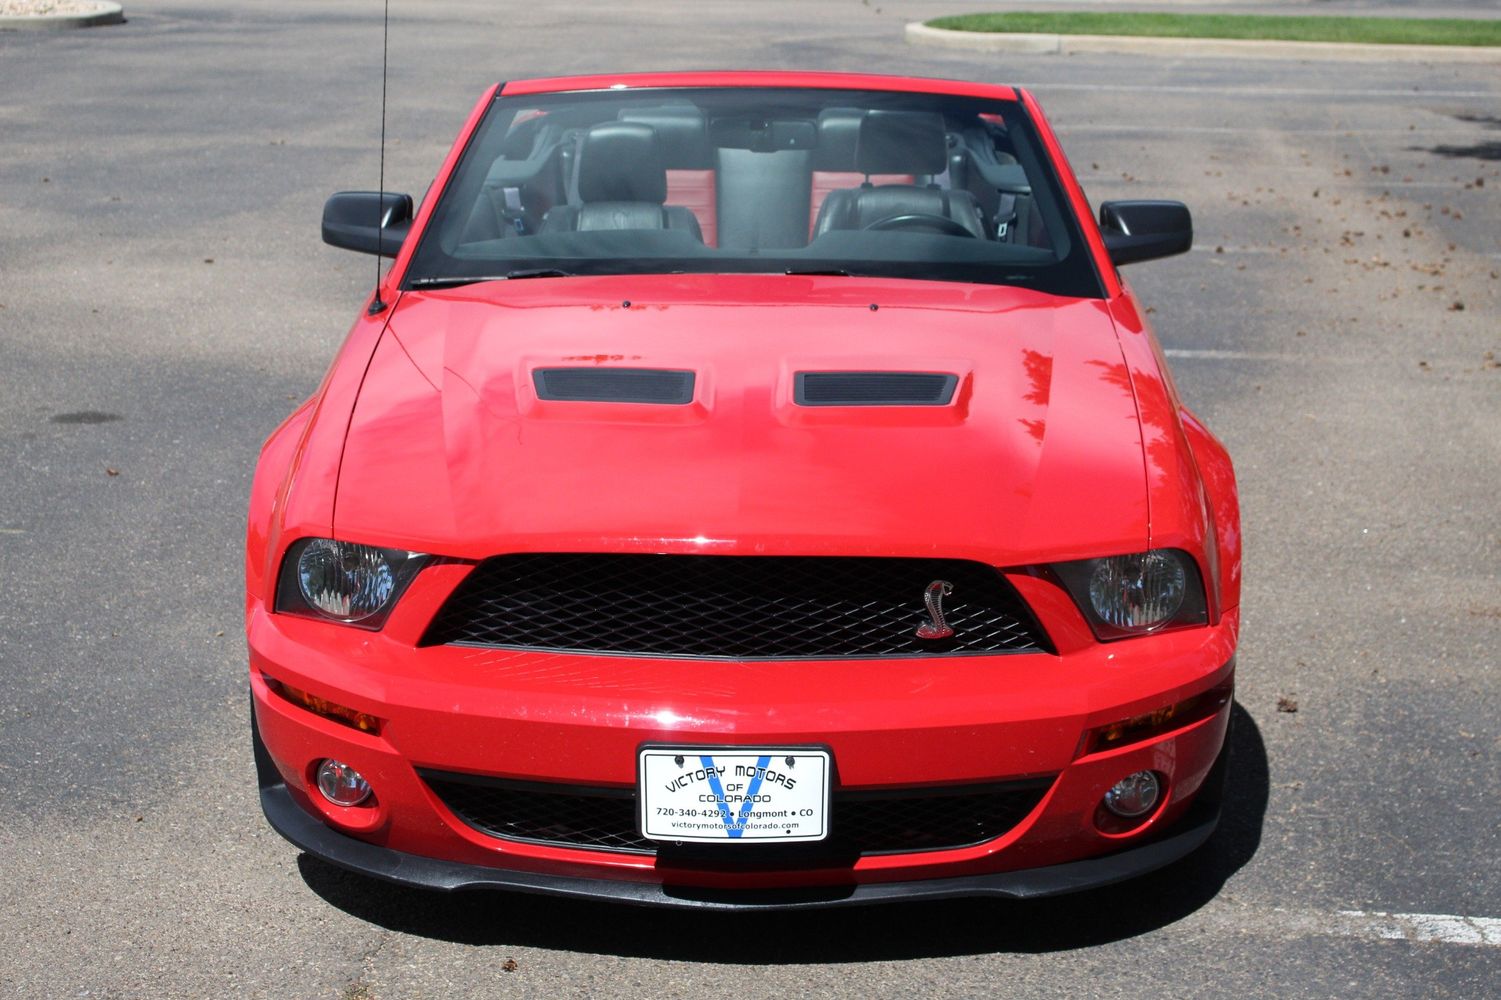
247,71,1240,908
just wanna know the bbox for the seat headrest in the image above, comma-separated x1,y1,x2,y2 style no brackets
578,122,667,204
855,111,948,176
618,106,711,169
814,108,865,171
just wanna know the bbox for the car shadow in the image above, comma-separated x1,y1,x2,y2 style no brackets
298,703,1268,960
1410,111,1501,162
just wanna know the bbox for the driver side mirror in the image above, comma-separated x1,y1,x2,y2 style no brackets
1099,200,1192,266
322,191,413,257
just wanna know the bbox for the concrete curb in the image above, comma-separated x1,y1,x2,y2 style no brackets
906,21,1501,64
0,2,123,30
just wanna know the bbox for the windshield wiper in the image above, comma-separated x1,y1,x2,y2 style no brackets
783,268,853,277
408,268,575,289
408,275,502,289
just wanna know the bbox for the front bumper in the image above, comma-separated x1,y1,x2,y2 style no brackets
255,706,1227,909
249,597,1237,907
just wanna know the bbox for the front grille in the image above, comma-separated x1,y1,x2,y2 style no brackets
421,770,1054,857
421,554,1050,658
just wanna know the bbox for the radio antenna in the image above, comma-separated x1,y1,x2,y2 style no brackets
369,0,392,315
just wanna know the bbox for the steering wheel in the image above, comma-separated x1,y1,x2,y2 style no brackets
863,213,977,238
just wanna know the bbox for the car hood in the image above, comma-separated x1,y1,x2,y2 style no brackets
333,274,1146,564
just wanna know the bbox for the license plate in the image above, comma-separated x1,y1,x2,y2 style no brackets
638,747,831,843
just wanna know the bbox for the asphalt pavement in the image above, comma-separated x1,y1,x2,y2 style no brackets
0,1,1497,997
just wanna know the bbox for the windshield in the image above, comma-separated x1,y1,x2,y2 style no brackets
404,87,1103,298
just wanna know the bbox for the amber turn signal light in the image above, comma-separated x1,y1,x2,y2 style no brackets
1083,679,1232,756
265,676,382,734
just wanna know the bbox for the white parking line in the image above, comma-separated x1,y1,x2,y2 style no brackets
1164,348,1310,362
1082,179,1482,194
1334,911,1501,947
1018,82,1498,101
1204,907,1501,948
1163,349,1383,365
1186,245,1282,255
1063,125,1487,136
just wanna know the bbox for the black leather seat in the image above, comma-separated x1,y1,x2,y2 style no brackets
811,111,985,239
540,122,703,239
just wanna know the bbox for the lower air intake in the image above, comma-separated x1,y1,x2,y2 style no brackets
421,770,1055,857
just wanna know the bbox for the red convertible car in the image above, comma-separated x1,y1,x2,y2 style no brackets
247,72,1240,908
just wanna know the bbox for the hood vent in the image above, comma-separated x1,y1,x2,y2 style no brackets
796,371,958,406
534,367,696,404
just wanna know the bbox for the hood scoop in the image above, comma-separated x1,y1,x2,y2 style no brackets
533,367,696,404
795,371,958,406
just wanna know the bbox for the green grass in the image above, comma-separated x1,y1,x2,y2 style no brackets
926,12,1501,47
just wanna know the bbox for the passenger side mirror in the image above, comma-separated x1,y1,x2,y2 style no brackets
322,191,413,257
1099,200,1192,266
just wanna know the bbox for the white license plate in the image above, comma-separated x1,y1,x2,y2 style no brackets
638,748,831,843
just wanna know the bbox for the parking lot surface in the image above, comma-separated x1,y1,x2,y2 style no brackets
1,2,1497,997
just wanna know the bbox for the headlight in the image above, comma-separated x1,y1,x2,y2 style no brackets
275,538,427,628
1053,549,1207,640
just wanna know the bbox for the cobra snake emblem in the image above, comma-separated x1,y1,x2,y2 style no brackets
915,580,955,640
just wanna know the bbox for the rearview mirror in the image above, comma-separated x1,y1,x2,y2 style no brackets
1099,200,1192,266
322,191,413,257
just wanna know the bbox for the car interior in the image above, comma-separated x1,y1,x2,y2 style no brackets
448,99,1056,255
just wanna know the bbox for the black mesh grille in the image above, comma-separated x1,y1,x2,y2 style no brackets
795,371,958,406
421,554,1049,658
534,367,695,404
421,770,1054,857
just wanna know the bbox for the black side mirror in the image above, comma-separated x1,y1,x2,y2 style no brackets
322,191,413,257
1099,200,1192,266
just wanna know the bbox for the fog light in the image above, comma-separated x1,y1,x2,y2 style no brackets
1103,770,1160,818
315,759,372,806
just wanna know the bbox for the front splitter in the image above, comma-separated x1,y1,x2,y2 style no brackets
260,768,1222,911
